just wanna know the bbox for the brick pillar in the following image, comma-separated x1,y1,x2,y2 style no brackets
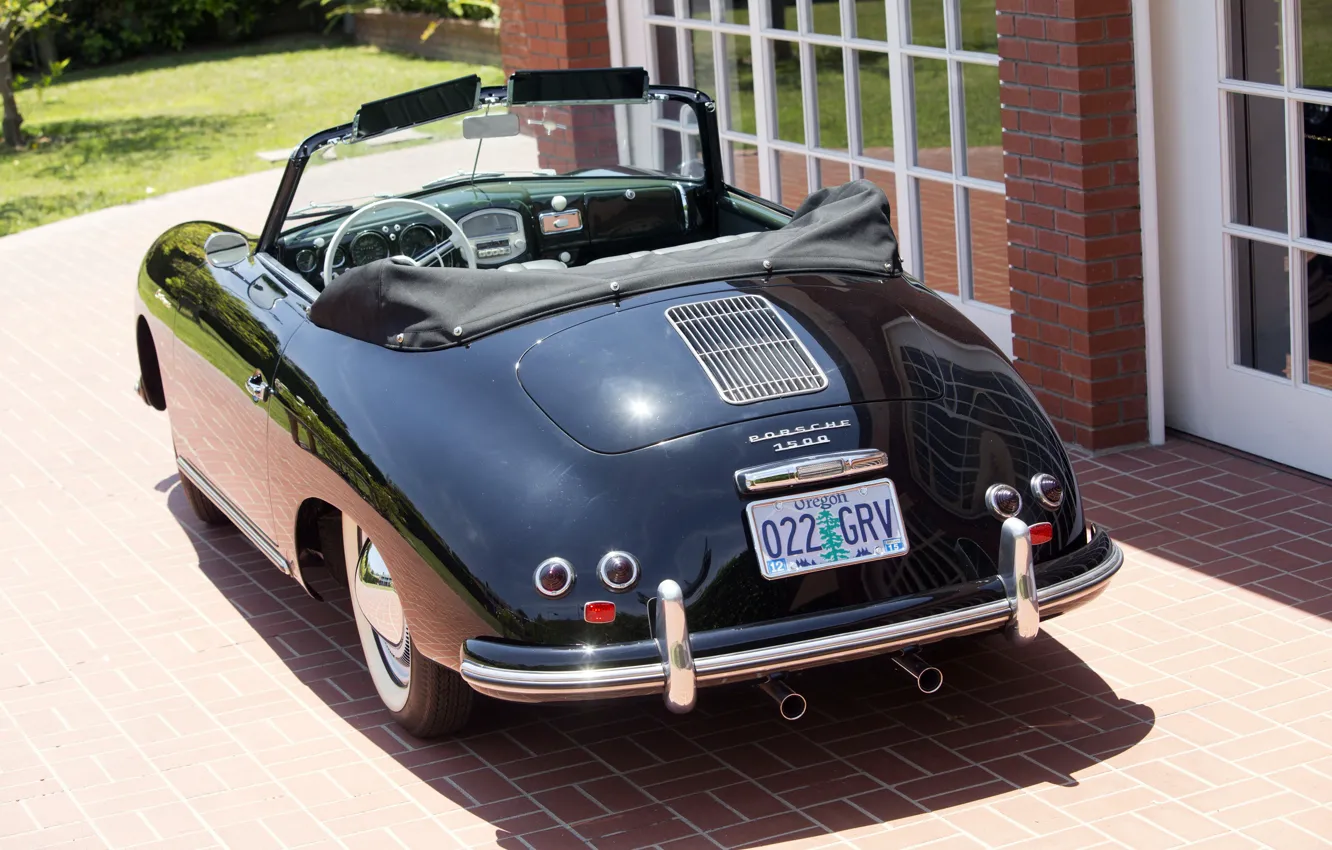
497,0,610,74
496,0,615,171
998,0,1147,451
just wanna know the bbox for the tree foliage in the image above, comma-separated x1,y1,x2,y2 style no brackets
1,0,62,147
56,0,285,66
306,0,497,23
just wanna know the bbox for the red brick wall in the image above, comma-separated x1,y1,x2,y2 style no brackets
496,0,614,172
497,0,611,75
352,10,500,66
998,0,1147,451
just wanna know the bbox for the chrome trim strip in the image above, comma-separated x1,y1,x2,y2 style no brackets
176,456,291,575
655,580,696,713
735,449,888,493
459,542,1123,702
999,518,1040,646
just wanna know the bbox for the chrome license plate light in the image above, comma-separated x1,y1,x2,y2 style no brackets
745,478,910,580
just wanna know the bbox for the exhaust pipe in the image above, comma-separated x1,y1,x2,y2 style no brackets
892,653,943,694
759,677,807,721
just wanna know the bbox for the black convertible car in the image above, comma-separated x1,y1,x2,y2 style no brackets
134,68,1122,735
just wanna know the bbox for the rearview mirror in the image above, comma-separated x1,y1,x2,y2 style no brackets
463,113,521,140
205,231,249,268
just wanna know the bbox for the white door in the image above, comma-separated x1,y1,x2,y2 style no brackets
1153,0,1332,478
612,0,1015,356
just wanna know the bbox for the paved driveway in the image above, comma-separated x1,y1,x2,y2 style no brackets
1,155,1330,849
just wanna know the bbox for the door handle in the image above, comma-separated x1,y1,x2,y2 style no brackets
245,372,269,403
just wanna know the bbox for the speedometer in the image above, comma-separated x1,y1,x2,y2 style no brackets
350,231,390,266
399,224,437,257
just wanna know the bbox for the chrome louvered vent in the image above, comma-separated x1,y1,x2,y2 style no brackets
665,294,828,405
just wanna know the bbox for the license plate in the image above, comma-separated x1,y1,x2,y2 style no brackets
745,478,909,580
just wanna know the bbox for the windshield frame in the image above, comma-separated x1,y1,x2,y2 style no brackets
256,79,724,254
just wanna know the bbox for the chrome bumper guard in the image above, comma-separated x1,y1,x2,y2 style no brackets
460,526,1122,711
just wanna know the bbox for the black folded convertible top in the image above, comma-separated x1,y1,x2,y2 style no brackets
309,179,901,350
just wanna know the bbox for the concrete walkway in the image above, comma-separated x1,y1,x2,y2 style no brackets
0,151,1330,849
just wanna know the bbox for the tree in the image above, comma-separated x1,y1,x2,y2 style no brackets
816,509,850,562
1,0,60,148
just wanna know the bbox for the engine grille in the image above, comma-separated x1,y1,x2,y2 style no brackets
665,294,828,405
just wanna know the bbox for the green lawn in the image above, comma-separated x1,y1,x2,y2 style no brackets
1,38,504,236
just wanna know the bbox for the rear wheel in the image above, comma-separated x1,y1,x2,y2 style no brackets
342,516,473,736
180,475,229,526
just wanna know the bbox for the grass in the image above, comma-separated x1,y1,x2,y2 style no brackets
1,37,505,236
704,0,1000,156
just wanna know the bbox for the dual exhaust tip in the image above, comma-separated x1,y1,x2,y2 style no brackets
759,652,943,721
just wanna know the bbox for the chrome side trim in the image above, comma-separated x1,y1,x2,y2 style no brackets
176,456,291,575
655,580,696,713
459,541,1123,703
735,449,888,493
999,517,1040,646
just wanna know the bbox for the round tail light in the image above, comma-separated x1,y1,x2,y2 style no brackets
985,483,1022,519
1030,474,1064,510
597,551,640,592
534,557,574,598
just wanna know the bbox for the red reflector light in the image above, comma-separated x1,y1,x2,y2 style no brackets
584,601,616,623
1030,522,1053,545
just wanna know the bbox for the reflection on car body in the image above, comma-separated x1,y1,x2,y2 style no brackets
132,66,1121,737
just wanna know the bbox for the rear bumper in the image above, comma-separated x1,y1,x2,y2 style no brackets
460,523,1122,710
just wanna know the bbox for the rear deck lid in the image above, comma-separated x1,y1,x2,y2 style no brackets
517,276,943,453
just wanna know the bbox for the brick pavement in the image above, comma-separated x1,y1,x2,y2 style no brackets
1,148,1331,849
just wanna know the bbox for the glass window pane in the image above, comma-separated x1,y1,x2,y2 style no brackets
909,0,946,48
913,57,952,173
721,0,750,24
857,50,893,161
815,46,848,152
690,0,711,19
1301,0,1332,88
654,26,681,86
812,0,841,35
690,30,716,94
918,179,959,294
773,41,805,144
1233,236,1291,376
728,140,762,195
816,158,852,190
1309,252,1332,390
769,0,798,31
1229,92,1287,233
962,63,1002,181
1306,102,1332,242
856,0,887,41
652,0,675,15
724,35,757,135
968,189,1009,308
777,150,811,206
863,167,899,234
960,0,998,53
1227,0,1283,84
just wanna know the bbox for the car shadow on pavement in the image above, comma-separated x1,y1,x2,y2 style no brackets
165,479,1155,849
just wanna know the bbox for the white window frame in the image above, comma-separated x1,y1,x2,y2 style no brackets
615,0,1014,355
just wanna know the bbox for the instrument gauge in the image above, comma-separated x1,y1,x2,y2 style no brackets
399,224,437,257
331,247,347,269
350,231,390,266
295,248,317,273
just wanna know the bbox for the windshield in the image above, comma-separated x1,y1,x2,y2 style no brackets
284,97,708,227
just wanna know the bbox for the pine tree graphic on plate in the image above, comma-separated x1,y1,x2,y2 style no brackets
816,509,850,561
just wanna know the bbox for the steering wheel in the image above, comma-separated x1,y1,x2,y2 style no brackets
323,198,477,287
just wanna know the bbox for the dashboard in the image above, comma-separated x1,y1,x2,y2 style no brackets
274,176,704,289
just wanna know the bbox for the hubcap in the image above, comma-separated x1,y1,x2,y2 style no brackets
344,516,411,711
